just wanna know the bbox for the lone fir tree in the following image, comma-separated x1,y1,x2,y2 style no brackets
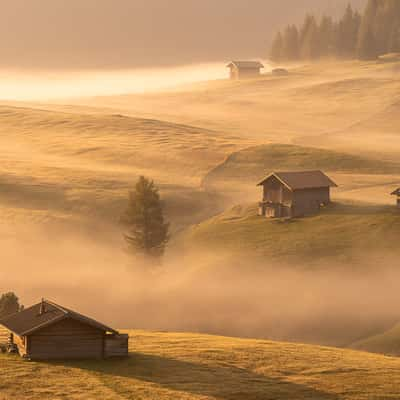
0,292,23,319
122,176,169,259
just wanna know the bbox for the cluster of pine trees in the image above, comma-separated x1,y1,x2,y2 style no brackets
270,0,400,62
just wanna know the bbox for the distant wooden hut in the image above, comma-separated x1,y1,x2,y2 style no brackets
257,170,337,218
272,68,289,76
391,188,400,207
227,61,264,80
0,299,128,360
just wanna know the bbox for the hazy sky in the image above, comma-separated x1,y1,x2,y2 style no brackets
0,0,366,69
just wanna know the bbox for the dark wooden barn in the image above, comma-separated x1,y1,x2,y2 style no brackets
391,188,400,207
257,170,337,218
0,299,128,360
227,61,264,80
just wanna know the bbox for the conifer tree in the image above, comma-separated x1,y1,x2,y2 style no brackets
0,292,22,319
357,0,379,59
300,15,319,59
282,25,299,61
319,15,336,57
122,176,169,259
270,31,284,61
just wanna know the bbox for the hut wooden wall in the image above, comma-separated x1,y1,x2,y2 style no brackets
263,177,292,205
28,318,104,360
292,187,330,217
105,334,129,358
14,334,27,357
238,69,260,79
0,326,8,345
230,67,260,80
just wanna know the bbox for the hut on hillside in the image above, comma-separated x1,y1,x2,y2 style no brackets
0,299,128,360
391,188,400,208
272,68,289,76
227,61,264,80
257,170,337,218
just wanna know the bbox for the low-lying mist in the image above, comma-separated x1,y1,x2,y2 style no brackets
0,63,230,102
1,222,399,347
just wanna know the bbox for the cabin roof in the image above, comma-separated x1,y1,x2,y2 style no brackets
391,188,400,196
227,61,264,69
257,170,338,190
0,300,118,336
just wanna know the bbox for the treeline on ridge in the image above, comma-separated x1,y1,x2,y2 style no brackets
270,0,400,62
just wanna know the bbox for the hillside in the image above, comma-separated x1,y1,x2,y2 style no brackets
203,144,400,188
1,330,400,399
351,323,400,356
0,105,241,229
184,202,400,265
74,60,400,155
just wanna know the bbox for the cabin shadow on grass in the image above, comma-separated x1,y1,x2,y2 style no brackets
58,353,340,400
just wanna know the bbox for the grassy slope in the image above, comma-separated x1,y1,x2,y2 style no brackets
184,202,400,264
75,60,400,155
203,144,400,187
1,330,400,399
351,323,400,356
4,61,400,226
0,105,239,228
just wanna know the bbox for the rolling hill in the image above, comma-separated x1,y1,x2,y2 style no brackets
0,105,241,229
202,144,400,189
0,330,399,399
184,202,400,265
351,323,400,357
76,60,400,156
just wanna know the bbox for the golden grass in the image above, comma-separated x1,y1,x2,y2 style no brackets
0,105,236,229
70,60,400,155
351,323,400,357
1,330,400,399
184,202,400,265
2,60,400,230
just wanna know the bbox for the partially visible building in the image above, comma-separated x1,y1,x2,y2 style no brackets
272,68,289,76
227,61,264,80
0,299,128,360
391,188,400,207
257,170,337,218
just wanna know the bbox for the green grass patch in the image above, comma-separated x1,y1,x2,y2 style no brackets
203,144,400,187
351,323,400,357
184,202,400,265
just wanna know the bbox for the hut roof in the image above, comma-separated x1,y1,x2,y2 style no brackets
257,170,338,190
391,188,400,196
0,300,118,336
227,61,264,69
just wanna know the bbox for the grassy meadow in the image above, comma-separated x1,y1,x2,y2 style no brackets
2,60,400,229
2,60,400,398
183,202,400,265
351,323,400,357
2,330,400,399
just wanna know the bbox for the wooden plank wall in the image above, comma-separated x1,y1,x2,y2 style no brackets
29,318,104,360
0,326,9,345
105,334,129,358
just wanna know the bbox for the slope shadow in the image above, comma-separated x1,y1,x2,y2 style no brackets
62,352,340,400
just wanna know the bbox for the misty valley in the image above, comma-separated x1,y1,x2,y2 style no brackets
2,0,400,399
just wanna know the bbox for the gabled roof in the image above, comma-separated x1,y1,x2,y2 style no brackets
0,300,118,336
257,170,338,190
391,188,400,196
227,61,264,69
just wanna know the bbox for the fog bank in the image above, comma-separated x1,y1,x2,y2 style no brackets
1,223,398,347
0,63,228,101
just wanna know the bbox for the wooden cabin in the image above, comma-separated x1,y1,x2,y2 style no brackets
0,299,128,360
272,68,289,76
391,188,400,207
227,61,264,80
257,170,337,218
